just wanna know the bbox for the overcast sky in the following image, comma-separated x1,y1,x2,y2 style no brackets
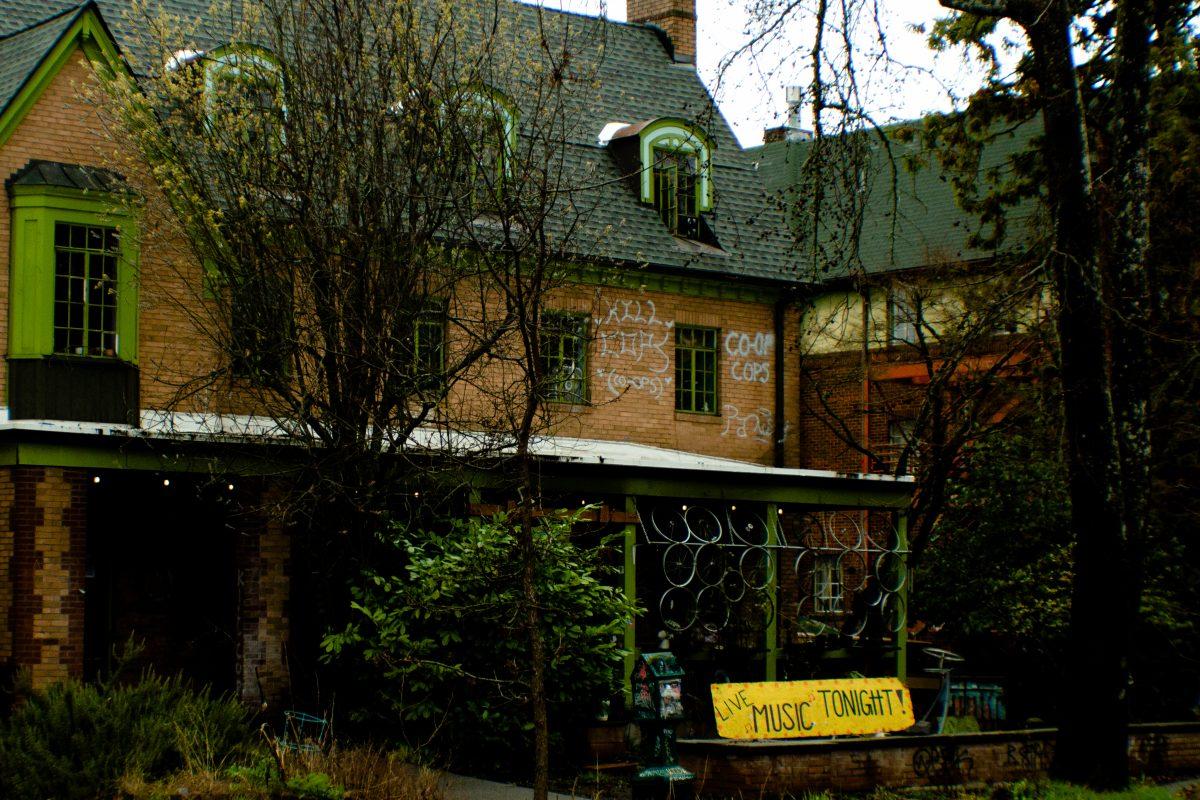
521,0,1020,147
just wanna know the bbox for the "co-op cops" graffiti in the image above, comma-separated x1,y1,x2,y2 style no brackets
724,330,774,383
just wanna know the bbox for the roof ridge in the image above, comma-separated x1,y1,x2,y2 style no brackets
0,2,87,43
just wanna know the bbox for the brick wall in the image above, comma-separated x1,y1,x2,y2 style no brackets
528,285,801,466
1,466,88,688
2,46,811,470
234,483,291,708
627,0,697,62
680,723,1200,797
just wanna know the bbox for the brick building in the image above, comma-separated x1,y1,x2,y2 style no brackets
0,0,913,707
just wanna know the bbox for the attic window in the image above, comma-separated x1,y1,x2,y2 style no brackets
653,148,698,237
608,118,715,242
203,45,283,144
458,88,518,178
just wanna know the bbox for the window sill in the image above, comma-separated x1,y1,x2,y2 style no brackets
545,400,590,412
674,410,722,423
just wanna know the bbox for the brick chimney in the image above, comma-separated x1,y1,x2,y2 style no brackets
627,0,696,64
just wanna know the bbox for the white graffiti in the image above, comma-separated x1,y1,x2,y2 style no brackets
722,404,776,443
594,297,674,397
597,329,671,373
597,368,673,399
600,298,672,330
724,330,774,384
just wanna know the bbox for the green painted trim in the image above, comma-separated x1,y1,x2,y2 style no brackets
0,440,275,473
0,8,126,149
569,263,785,304
635,117,715,210
534,473,912,509
895,513,909,682
623,495,638,707
765,503,780,681
9,190,141,363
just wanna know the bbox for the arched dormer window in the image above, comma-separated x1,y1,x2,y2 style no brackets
606,118,715,241
456,85,518,181
203,44,284,144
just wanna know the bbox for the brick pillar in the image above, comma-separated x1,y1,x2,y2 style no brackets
627,0,697,63
235,484,291,708
0,470,14,665
6,466,88,687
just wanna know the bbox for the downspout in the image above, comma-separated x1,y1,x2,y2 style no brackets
860,284,872,473
773,292,789,467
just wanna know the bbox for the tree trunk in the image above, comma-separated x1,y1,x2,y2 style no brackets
1022,5,1131,788
518,449,551,800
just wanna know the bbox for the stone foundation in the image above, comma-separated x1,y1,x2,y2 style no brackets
679,722,1200,797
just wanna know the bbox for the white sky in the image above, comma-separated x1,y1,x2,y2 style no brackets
521,0,1021,147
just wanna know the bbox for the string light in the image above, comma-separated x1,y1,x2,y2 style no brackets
162,478,170,487
92,476,101,484
227,483,235,491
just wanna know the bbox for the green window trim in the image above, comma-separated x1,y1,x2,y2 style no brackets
540,312,589,404
202,44,286,148
653,147,699,237
674,325,718,414
10,186,139,363
635,118,714,212
412,308,448,393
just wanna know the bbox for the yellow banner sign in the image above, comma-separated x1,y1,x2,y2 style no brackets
711,678,914,739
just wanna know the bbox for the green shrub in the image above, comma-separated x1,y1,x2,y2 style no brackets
323,510,637,770
0,671,252,800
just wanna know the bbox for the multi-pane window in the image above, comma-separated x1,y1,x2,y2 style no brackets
540,313,588,403
814,555,844,614
653,148,699,239
674,326,717,413
888,419,917,475
890,288,920,346
413,311,446,391
54,223,118,356
230,270,292,380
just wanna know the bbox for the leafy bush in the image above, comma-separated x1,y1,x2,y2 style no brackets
0,670,252,800
323,511,637,769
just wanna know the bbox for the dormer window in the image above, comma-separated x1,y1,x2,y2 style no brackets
653,148,698,238
203,45,283,145
455,87,518,205
605,117,715,242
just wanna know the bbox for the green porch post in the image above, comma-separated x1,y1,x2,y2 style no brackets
896,512,909,683
623,495,638,706
765,503,780,681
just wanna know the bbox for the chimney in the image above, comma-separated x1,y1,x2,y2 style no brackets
783,86,813,142
627,0,696,64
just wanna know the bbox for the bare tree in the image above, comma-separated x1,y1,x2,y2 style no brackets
98,0,611,794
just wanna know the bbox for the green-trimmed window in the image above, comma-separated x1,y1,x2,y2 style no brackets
203,46,284,150
8,170,139,364
654,148,699,238
229,270,292,380
53,222,119,356
413,309,447,391
540,312,588,403
674,325,717,413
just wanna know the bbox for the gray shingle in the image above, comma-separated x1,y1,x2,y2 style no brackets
1,1,794,283
0,6,84,120
751,118,1043,281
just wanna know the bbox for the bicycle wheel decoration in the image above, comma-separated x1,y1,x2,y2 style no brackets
639,503,908,644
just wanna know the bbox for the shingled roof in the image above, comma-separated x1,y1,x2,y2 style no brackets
0,0,796,285
751,119,1043,281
